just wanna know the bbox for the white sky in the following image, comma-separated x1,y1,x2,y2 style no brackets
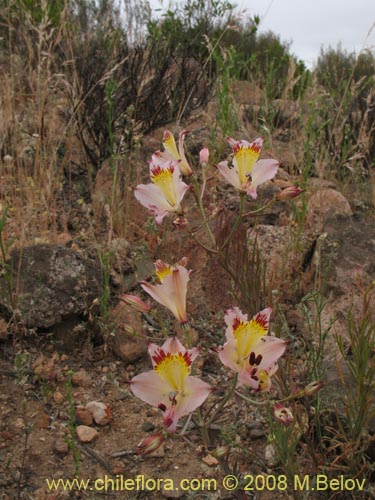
149,0,375,68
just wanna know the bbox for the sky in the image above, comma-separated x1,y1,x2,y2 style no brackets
149,0,375,68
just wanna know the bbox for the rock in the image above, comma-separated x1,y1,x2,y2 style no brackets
37,413,51,429
308,213,375,412
86,401,112,426
0,244,101,328
76,425,98,443
141,422,155,432
71,369,91,387
265,443,277,466
109,301,148,363
306,188,352,232
53,439,69,456
53,391,64,405
248,427,266,439
0,318,8,339
202,454,219,466
32,354,60,381
75,406,94,426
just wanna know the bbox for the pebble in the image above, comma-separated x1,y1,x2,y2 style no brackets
75,406,94,426
248,428,266,439
86,401,112,426
71,369,91,387
141,421,155,432
265,443,278,466
76,425,98,443
37,413,51,429
53,391,64,405
54,439,69,456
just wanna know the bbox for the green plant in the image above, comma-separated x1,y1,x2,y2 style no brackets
335,283,375,474
65,369,81,476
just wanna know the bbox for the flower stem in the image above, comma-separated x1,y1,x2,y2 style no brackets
192,175,217,249
220,192,245,250
206,373,238,427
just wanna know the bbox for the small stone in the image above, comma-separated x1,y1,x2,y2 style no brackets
112,465,126,475
71,369,91,387
265,443,278,466
15,418,25,429
54,438,69,456
248,428,265,439
86,401,112,426
53,391,64,405
37,413,51,429
141,421,155,432
109,302,148,363
55,232,73,246
76,425,98,443
76,406,94,426
0,431,12,441
202,454,219,466
0,318,8,339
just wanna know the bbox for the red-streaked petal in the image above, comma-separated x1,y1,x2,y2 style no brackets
251,307,272,334
224,306,248,340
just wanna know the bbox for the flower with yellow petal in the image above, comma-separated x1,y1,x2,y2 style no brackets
156,129,192,176
130,337,211,432
217,137,279,198
218,306,286,392
134,157,189,224
141,258,191,324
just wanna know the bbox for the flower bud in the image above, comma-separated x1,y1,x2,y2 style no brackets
120,294,151,313
276,186,304,201
303,380,324,396
211,445,230,459
172,216,188,229
137,432,165,456
199,147,209,166
273,402,294,425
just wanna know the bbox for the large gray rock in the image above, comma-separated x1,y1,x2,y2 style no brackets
0,244,101,328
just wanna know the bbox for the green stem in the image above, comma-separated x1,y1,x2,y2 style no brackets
188,231,218,254
207,373,238,427
241,197,275,217
192,175,217,249
220,192,245,250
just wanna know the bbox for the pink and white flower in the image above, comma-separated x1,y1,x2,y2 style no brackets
273,402,294,425
199,147,209,166
141,258,191,324
218,306,286,392
154,129,192,176
217,137,278,199
134,157,189,224
275,185,304,201
130,337,211,432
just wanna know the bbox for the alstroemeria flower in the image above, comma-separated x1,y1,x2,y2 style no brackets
155,129,192,176
217,137,278,199
218,307,286,392
141,258,191,324
134,158,189,224
130,337,211,432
